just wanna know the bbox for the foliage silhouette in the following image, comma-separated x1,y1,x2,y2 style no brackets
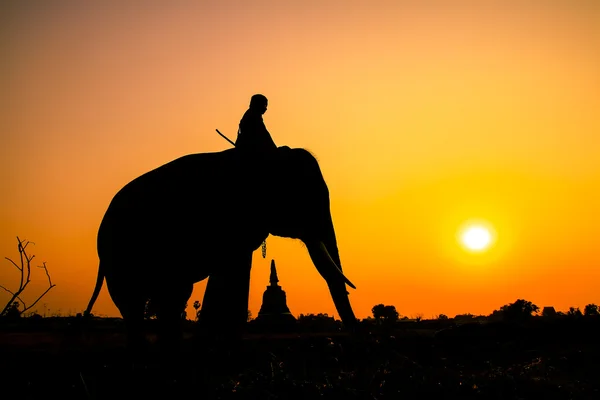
296,313,340,332
371,304,399,324
567,307,583,317
584,303,599,316
541,306,557,318
193,300,201,321
499,299,540,321
4,301,21,320
454,313,478,323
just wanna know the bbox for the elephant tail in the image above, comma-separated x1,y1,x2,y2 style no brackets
83,262,104,318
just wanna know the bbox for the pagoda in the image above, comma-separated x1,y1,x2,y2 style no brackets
254,259,297,328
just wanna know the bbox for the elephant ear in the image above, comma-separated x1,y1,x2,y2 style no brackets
253,146,293,211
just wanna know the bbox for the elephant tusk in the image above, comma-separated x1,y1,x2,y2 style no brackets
318,242,357,290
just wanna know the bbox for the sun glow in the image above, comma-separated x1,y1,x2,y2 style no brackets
459,222,495,252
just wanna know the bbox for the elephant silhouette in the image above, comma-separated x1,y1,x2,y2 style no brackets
84,146,357,350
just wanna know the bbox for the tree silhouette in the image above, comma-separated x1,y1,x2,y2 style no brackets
193,300,201,321
371,304,399,323
437,314,449,320
372,304,385,319
297,313,339,331
500,299,539,321
584,304,599,316
541,307,557,318
4,301,20,320
567,307,583,317
454,313,476,323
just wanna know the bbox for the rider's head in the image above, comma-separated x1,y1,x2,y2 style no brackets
249,94,268,114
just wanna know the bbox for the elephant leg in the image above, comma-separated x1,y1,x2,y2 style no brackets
123,311,146,356
200,252,252,339
155,283,193,354
116,301,146,355
106,276,147,354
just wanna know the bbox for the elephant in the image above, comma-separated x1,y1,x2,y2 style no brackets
84,146,357,350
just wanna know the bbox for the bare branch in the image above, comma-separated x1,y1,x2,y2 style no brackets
16,297,27,309
0,285,16,296
2,236,54,317
22,240,34,286
17,237,26,290
25,254,34,284
0,285,27,306
0,283,26,316
23,284,55,312
4,257,22,272
11,262,56,313
38,262,54,287
20,279,31,293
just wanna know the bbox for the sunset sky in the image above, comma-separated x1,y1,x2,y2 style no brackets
1,1,599,320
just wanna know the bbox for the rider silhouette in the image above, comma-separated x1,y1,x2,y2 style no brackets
235,94,277,152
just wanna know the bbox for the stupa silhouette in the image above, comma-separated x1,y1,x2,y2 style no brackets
253,259,297,329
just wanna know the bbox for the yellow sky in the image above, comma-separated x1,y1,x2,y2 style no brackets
1,1,599,319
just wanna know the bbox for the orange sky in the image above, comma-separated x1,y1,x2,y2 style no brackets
1,1,599,320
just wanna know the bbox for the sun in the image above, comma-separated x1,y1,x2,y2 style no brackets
458,222,495,252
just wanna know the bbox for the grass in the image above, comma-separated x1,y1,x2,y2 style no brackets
0,317,598,399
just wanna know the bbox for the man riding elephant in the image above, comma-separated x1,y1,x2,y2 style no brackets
235,94,277,152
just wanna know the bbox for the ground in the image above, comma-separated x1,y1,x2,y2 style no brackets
0,317,598,399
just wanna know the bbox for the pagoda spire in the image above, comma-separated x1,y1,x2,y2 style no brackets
269,259,279,287
255,258,296,330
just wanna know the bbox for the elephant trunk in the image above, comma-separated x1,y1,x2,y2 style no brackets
305,219,357,328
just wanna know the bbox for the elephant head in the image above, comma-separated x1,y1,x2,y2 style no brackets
259,147,358,326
